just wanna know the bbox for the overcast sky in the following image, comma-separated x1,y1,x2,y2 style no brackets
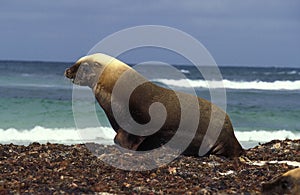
0,0,299,67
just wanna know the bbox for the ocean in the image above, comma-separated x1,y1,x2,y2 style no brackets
0,60,299,149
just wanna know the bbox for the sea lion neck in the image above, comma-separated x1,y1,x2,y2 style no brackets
94,63,129,90
92,64,131,109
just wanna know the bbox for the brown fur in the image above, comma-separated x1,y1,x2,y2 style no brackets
65,53,243,157
262,167,300,194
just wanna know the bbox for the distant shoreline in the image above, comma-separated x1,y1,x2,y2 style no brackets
0,59,299,68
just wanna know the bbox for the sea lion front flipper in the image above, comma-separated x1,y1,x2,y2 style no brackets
114,128,145,150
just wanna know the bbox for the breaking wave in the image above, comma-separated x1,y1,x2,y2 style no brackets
155,79,300,90
0,126,115,145
1,126,299,148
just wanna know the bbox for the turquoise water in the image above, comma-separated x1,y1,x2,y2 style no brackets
0,98,74,129
0,60,299,146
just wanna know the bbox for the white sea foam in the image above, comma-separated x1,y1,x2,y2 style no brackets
0,127,299,148
180,69,190,74
263,70,298,75
235,130,300,142
154,79,300,90
237,129,299,148
287,70,297,75
0,126,115,145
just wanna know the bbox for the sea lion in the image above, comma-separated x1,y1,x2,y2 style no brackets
65,53,243,157
262,167,300,194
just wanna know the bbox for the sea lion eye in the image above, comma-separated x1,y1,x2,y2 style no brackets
93,62,101,67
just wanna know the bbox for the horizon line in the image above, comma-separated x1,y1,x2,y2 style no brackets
0,59,299,68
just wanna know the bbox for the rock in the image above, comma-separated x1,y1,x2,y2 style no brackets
0,180,8,194
271,143,281,150
132,186,151,193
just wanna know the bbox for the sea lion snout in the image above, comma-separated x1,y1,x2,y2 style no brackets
65,62,81,81
65,62,99,87
64,68,75,80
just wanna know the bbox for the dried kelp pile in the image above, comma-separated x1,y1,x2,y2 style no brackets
0,139,299,194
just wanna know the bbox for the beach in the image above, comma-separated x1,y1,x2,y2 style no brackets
0,139,299,194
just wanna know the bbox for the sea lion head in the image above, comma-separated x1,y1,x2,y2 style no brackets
262,167,300,194
64,53,116,88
